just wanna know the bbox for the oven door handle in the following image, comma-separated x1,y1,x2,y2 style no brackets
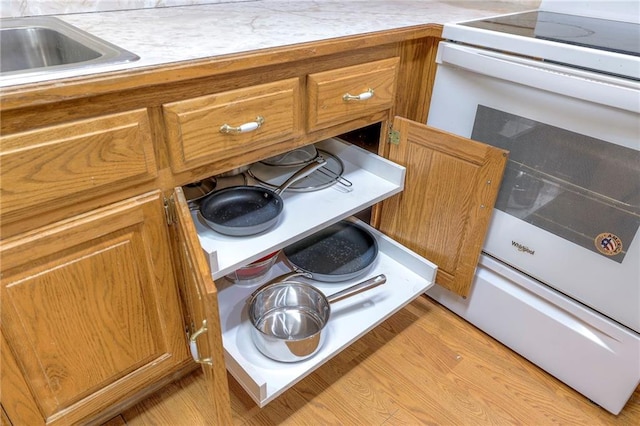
436,42,640,113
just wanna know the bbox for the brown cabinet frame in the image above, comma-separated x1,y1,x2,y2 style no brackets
1,24,506,424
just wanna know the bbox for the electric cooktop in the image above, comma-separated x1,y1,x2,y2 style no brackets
461,11,640,57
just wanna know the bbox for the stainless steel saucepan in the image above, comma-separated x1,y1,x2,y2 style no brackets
247,274,386,362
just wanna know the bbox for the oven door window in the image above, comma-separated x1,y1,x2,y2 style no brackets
472,105,640,263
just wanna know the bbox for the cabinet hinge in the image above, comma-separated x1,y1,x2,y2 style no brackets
164,195,177,225
388,128,400,145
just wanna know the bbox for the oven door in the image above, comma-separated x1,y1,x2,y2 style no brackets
427,42,640,333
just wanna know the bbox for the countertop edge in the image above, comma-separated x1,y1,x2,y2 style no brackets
0,24,442,110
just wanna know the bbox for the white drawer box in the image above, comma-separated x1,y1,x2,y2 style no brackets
189,136,437,407
217,218,436,407
192,138,405,280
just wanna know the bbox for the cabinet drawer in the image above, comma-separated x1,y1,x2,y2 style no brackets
193,138,405,279
0,109,156,217
307,57,399,132
217,219,436,407
163,78,300,173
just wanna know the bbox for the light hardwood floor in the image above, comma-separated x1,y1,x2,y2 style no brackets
109,296,640,425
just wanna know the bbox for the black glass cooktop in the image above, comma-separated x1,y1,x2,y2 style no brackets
461,11,640,56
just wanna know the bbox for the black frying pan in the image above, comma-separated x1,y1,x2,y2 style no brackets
199,158,326,236
283,220,378,282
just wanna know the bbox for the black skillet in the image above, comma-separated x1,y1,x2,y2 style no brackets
199,157,326,236
283,220,378,282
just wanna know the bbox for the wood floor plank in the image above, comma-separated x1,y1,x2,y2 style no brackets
365,321,528,424
312,349,405,423
116,296,640,425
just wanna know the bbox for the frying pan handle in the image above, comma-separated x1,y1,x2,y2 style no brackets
326,274,387,303
274,156,327,194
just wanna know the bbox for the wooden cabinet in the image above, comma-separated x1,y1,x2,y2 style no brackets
170,189,231,425
0,25,505,424
1,192,191,425
0,109,157,225
379,117,508,296
188,123,506,406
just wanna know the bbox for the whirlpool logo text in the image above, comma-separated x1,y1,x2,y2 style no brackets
512,241,535,255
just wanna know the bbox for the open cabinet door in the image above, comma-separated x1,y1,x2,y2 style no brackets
170,187,232,424
377,116,508,296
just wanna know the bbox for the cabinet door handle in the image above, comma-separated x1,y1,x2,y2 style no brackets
189,320,213,366
343,88,374,102
219,116,264,134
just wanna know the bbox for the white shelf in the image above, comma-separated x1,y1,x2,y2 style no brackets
190,138,435,407
192,138,405,280
216,219,437,407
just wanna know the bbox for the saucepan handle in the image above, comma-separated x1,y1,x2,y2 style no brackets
326,274,386,303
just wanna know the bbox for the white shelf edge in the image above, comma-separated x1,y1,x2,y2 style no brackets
217,219,437,407
192,138,406,280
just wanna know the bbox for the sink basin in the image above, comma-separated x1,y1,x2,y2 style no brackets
1,16,139,80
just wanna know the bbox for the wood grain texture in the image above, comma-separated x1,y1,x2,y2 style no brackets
1,333,44,425
307,57,399,131
0,26,441,111
393,36,441,124
1,192,189,425
0,407,12,426
0,109,157,224
379,118,508,296
163,79,300,173
113,296,640,425
169,188,232,425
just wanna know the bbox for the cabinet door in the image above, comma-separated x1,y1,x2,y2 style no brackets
1,192,189,425
378,117,508,296
169,188,232,424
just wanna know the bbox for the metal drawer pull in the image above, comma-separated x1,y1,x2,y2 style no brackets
189,320,213,366
219,116,264,134
343,88,374,102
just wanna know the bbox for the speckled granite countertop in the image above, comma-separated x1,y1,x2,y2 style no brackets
1,1,538,87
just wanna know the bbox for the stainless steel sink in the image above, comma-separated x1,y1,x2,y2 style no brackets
1,16,139,79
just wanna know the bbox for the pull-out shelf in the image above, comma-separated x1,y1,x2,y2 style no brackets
192,138,405,279
216,219,436,407
191,138,437,406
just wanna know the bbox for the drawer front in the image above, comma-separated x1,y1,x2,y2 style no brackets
163,78,300,173
307,57,399,132
0,109,157,217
